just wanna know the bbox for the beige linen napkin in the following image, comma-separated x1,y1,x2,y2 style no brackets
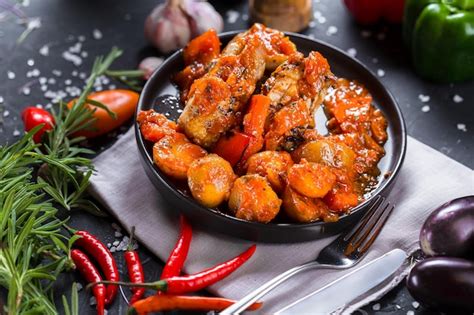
89,128,473,313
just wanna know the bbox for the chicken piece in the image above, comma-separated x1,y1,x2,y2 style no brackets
153,133,207,180
262,52,336,151
264,99,313,151
222,23,297,70
287,160,336,198
137,110,178,142
282,186,330,223
179,36,266,148
292,139,356,170
246,151,293,194
263,51,336,120
228,174,282,223
174,30,221,101
187,154,236,208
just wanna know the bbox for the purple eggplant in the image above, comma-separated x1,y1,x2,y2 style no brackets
419,196,474,259
407,257,474,311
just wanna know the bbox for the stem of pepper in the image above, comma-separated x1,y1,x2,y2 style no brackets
87,280,168,291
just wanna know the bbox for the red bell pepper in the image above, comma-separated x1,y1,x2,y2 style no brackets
343,0,405,24
212,131,251,166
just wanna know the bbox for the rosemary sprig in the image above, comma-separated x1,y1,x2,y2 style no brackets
0,128,71,314
105,69,145,92
37,47,123,214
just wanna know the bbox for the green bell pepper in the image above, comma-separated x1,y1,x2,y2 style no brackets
403,0,474,82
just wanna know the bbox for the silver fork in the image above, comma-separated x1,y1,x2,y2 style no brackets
220,195,394,315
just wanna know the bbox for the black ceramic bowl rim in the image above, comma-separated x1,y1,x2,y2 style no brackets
135,31,407,234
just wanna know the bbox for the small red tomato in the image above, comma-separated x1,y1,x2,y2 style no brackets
21,107,55,143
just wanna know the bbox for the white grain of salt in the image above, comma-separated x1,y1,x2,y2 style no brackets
418,94,430,103
347,48,357,57
372,303,381,311
92,28,103,40
457,123,467,132
39,45,49,56
226,10,239,24
377,69,385,77
7,71,15,79
27,59,34,66
421,105,430,112
453,94,463,103
412,301,420,309
326,26,338,36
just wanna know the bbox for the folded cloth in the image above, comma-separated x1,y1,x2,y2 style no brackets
89,128,473,313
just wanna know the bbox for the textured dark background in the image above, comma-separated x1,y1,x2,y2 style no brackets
0,0,472,314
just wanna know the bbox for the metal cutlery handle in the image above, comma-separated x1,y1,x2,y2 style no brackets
220,261,343,315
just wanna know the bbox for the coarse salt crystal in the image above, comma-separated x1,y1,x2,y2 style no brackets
107,243,111,248
35,104,42,108
3,110,10,117
81,51,88,58
45,103,52,109
395,305,401,309
112,240,120,246
31,69,40,77
110,247,116,253
39,45,49,56
92,28,103,40
90,296,97,306
108,84,116,90
457,123,467,132
226,10,240,24
372,303,381,311
347,48,357,57
52,70,62,77
377,69,385,77
309,21,317,28
114,231,122,238
13,129,21,136
68,42,82,54
22,87,31,95
41,85,47,91
418,94,430,103
48,78,56,84
326,26,338,36
453,94,463,103
76,283,83,291
72,70,78,77
0,96,3,103
39,77,47,84
62,51,82,66
242,14,249,21
406,311,414,315
79,72,87,79
318,16,326,24
412,301,420,309
27,59,34,66
78,35,86,42
7,71,15,79
421,105,430,112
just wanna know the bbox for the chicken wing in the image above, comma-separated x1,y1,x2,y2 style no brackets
262,51,336,151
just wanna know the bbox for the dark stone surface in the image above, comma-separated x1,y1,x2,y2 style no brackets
0,0,472,314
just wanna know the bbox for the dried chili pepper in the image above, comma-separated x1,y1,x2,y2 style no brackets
71,249,106,315
161,215,192,279
124,227,145,304
128,295,262,314
73,230,119,305
94,245,256,294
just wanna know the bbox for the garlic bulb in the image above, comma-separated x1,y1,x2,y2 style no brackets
145,0,223,54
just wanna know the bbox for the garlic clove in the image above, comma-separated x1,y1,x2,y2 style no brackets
139,57,164,80
145,1,192,54
182,0,224,37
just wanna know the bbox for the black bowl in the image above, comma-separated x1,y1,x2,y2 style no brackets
135,31,407,243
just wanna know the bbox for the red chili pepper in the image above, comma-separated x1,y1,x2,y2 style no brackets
71,249,106,315
161,215,193,279
212,131,252,166
96,245,257,294
128,295,262,314
125,227,145,305
21,107,55,143
74,230,119,305
343,0,405,24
